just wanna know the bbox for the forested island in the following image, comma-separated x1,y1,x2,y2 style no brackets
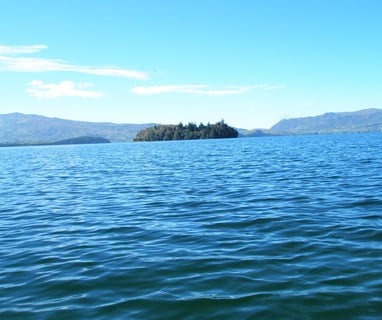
134,121,238,142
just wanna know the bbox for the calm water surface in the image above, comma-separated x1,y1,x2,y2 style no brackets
1,133,382,319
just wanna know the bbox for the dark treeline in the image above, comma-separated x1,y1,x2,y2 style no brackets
134,120,238,142
0,136,110,147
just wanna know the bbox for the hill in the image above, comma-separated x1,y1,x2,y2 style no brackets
0,136,110,147
52,136,110,145
2,108,381,144
270,108,382,134
237,128,275,137
0,113,155,144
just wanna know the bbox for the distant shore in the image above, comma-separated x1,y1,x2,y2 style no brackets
0,136,110,147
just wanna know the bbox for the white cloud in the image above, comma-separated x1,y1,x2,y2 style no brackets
132,84,285,95
0,44,47,55
75,66,148,79
132,85,206,95
27,80,104,98
235,84,286,91
0,44,148,80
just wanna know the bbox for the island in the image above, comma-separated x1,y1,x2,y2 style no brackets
0,136,110,147
51,136,110,145
133,121,238,142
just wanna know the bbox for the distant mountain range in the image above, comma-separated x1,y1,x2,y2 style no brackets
269,108,382,135
0,113,154,144
0,108,381,144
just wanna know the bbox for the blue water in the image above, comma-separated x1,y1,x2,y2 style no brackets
1,133,382,319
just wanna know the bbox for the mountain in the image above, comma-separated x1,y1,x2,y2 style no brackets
2,108,381,144
270,108,382,134
0,113,155,144
237,128,275,137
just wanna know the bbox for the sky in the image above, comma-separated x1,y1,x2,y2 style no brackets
1,0,381,129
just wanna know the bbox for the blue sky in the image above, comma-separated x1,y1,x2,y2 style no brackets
1,0,381,129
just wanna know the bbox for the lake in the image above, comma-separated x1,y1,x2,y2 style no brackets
1,133,382,319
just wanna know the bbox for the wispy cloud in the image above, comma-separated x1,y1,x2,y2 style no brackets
0,44,148,80
0,44,48,55
27,80,104,98
233,84,286,91
132,85,208,95
132,84,285,95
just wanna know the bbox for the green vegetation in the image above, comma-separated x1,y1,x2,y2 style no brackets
0,136,110,147
134,121,238,142
52,136,110,145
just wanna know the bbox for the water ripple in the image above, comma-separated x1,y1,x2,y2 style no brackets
1,134,382,319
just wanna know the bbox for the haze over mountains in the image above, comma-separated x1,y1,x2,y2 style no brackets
0,108,381,144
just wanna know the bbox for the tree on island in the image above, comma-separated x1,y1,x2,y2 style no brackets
133,120,238,142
